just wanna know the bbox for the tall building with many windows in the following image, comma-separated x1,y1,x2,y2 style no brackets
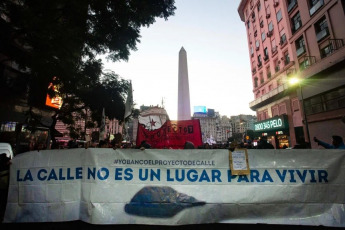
238,0,345,148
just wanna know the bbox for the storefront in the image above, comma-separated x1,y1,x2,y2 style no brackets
254,115,290,149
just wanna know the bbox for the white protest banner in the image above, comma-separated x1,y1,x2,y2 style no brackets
4,148,345,227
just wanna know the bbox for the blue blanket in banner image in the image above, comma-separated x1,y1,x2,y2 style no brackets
124,186,205,217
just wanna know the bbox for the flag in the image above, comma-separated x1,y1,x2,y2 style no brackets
124,80,133,120
99,107,105,141
138,115,163,131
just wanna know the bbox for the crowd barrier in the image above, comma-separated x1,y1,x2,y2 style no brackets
3,148,345,227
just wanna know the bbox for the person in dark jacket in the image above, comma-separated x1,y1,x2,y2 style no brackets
183,141,195,149
314,135,345,149
140,140,151,150
257,137,274,149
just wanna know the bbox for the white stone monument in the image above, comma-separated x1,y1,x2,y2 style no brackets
177,47,191,121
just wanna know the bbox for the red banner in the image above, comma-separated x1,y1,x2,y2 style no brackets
136,120,203,149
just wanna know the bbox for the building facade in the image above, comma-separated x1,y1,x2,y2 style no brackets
192,109,232,144
238,0,345,148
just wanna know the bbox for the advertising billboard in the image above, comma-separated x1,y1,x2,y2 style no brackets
193,106,207,114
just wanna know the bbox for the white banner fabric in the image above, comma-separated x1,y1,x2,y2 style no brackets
3,148,345,227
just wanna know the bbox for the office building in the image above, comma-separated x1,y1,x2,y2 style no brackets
238,0,345,148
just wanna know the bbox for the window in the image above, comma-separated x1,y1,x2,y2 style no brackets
256,40,260,50
258,55,262,67
320,39,345,58
250,46,254,56
268,21,274,32
295,36,305,57
256,91,260,99
274,59,280,72
291,12,302,33
276,10,282,22
271,39,277,54
287,0,297,13
257,2,261,11
261,31,266,41
304,86,345,115
264,47,269,59
315,16,329,42
266,5,271,18
284,51,290,65
260,72,264,84
269,84,273,91
279,103,287,114
267,66,271,78
254,77,258,88
272,106,279,116
299,58,310,70
279,29,287,46
252,61,257,73
320,44,332,58
292,99,300,111
247,20,250,29
309,0,324,16
260,20,264,28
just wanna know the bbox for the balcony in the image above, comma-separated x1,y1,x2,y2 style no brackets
267,31,273,37
321,39,345,58
263,55,269,61
316,27,329,42
329,39,344,52
279,39,287,47
310,0,324,16
267,72,272,79
249,83,290,110
275,65,280,73
286,67,296,77
299,56,316,71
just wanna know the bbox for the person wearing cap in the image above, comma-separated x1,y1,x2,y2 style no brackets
314,135,345,149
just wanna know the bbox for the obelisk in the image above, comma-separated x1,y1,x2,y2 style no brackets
177,47,191,121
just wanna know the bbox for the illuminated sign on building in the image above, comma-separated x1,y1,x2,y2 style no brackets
254,115,288,132
193,106,207,114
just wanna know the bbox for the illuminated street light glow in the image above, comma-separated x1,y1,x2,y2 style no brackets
289,77,301,86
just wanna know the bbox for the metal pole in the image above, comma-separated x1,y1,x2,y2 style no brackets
300,84,311,145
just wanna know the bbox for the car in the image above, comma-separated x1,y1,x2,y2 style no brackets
0,142,14,159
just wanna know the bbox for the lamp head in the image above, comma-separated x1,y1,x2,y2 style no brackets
289,77,301,86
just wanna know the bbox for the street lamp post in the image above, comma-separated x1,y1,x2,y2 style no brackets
299,84,311,145
289,77,311,145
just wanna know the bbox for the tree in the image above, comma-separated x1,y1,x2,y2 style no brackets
0,0,176,145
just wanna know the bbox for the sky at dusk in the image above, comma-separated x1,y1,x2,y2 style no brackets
102,0,255,120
